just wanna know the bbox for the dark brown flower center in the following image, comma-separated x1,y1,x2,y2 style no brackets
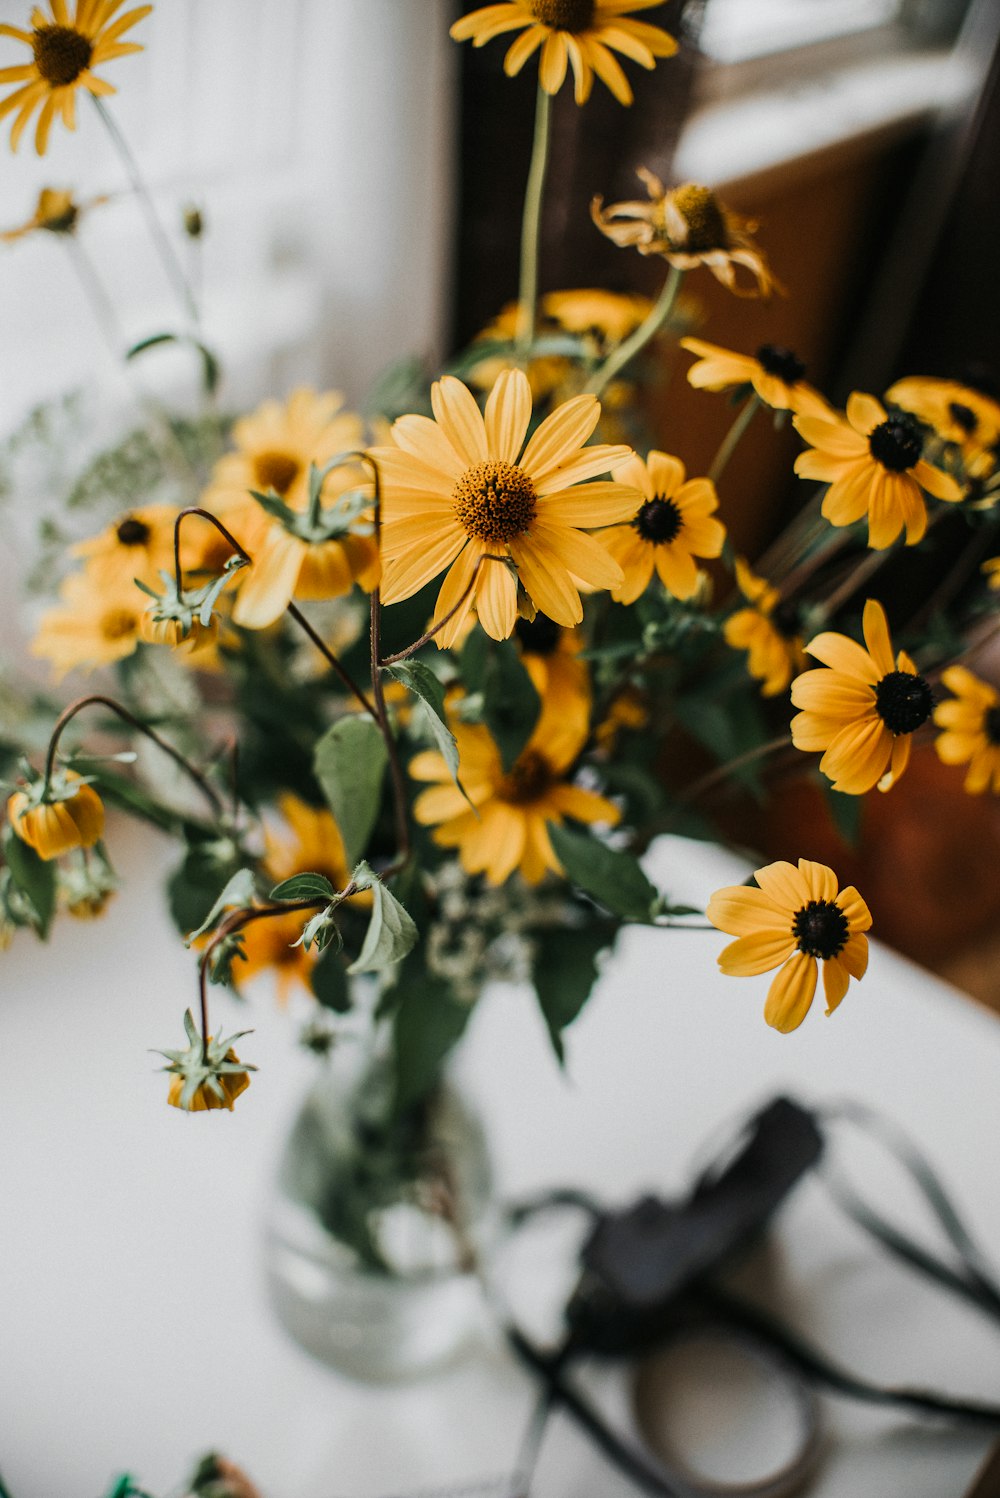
515,612,562,656
948,401,978,434
454,459,537,543
530,0,595,30
254,450,301,495
868,414,922,472
756,345,805,385
875,669,933,735
32,25,93,87
792,899,848,960
116,516,151,547
667,185,728,253
101,608,139,641
498,749,555,805
634,496,682,544
985,706,1000,746
770,600,800,639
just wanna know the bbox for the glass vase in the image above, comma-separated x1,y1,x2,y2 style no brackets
264,1045,497,1381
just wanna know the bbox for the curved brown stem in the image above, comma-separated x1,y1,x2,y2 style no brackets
379,552,507,665
664,734,793,830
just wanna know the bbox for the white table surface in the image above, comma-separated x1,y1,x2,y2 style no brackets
2,826,999,1497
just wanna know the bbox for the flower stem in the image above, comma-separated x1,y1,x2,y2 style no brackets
587,264,684,399
379,552,506,664
666,733,793,827
708,392,760,486
92,96,199,327
516,83,553,356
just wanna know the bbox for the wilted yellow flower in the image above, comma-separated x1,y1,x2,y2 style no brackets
1,185,105,242
138,609,219,654
723,559,805,698
167,1056,250,1112
7,770,104,860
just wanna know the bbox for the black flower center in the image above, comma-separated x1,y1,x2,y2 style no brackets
254,451,301,496
792,899,849,961
771,600,800,639
101,607,139,641
868,414,922,472
875,670,933,735
666,185,728,253
515,612,562,656
948,401,978,434
756,344,805,385
530,0,595,30
985,706,1000,746
454,459,537,543
116,516,151,547
32,25,93,87
498,749,555,805
634,496,682,544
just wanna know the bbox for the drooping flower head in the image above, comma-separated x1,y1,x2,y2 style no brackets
0,185,104,242
369,369,640,647
450,1,677,106
411,693,619,886
602,450,725,602
0,1,151,155
790,599,934,794
886,376,1000,471
161,1011,254,1113
793,393,963,549
592,171,780,298
680,337,831,418
707,859,871,1032
723,558,805,698
7,767,105,860
933,665,1000,796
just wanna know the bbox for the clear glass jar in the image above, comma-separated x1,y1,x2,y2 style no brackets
264,1046,497,1381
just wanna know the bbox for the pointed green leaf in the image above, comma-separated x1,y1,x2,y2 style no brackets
547,823,658,921
269,872,336,902
383,660,473,807
392,972,472,1110
310,949,352,1012
347,861,418,974
183,866,257,946
2,825,56,938
533,924,613,1064
313,716,389,867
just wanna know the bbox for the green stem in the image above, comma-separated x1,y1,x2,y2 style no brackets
708,392,760,486
516,83,553,356
587,264,684,399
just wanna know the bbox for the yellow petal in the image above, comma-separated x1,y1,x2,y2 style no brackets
431,377,488,466
822,956,851,1015
718,931,798,977
763,952,818,1033
484,368,532,463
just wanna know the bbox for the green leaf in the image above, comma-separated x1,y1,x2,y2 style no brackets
347,861,418,974
383,660,473,806
392,973,472,1110
2,826,56,938
310,949,352,1012
533,924,613,1064
826,785,864,849
548,823,658,922
313,716,389,867
481,638,541,771
126,330,220,394
183,866,257,946
269,872,336,902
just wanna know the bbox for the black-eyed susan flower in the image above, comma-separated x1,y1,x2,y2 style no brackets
886,376,1000,469
592,171,780,298
0,184,104,241
542,287,654,344
33,572,142,677
793,393,963,549
450,1,677,107
161,1011,255,1113
707,859,871,1032
0,1,151,155
7,768,104,859
411,693,619,886
790,599,934,794
515,612,592,739
369,369,638,646
199,388,379,629
73,505,178,595
602,450,725,602
933,665,1000,795
680,337,830,418
723,559,806,698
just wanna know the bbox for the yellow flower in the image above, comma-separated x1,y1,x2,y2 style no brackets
793,393,963,549
199,388,378,630
723,558,806,698
166,1048,251,1112
0,1,151,155
369,370,638,646
592,171,780,298
790,599,934,794
33,571,142,678
601,450,725,602
73,504,178,595
983,557,1000,590
450,0,677,106
138,609,219,655
707,859,871,1033
933,665,1000,795
0,184,104,241
542,287,653,343
7,770,104,859
679,337,831,418
411,696,619,885
886,376,1000,467
515,612,592,739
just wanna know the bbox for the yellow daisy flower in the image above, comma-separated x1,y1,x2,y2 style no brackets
7,770,104,860
411,695,619,886
793,393,963,549
198,388,379,630
933,665,1000,795
542,287,653,343
886,376,1000,466
983,557,1000,590
602,450,725,602
592,172,780,298
790,599,934,795
723,558,806,698
369,369,638,647
679,337,831,418
707,859,871,1033
72,504,178,595
515,612,592,739
0,0,151,155
450,0,677,107
0,184,104,241
33,571,142,678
